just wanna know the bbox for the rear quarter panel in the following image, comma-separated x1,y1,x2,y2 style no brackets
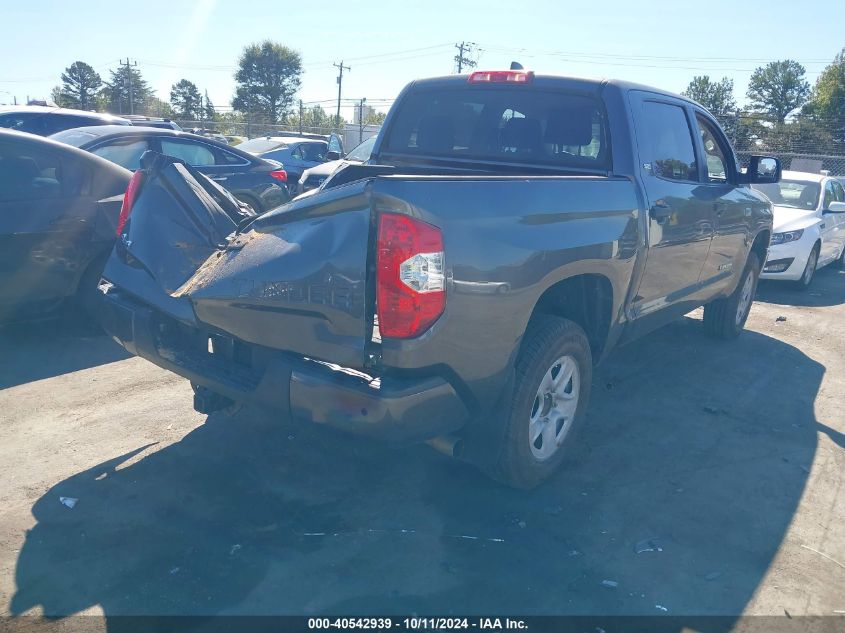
372,175,641,413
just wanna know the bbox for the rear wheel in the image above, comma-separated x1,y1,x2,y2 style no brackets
487,316,592,489
703,252,760,339
835,243,845,269
793,243,819,291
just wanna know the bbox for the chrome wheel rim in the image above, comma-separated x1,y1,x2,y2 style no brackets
735,269,755,326
803,249,817,285
529,355,580,461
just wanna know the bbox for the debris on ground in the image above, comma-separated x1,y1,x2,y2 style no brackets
229,544,242,555
600,580,619,588
800,545,845,570
544,505,563,516
59,497,78,509
776,316,787,322
655,604,669,612
169,567,180,575
518,521,527,529
702,405,720,415
634,538,663,554
705,571,722,581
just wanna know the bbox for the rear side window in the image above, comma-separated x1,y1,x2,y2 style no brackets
639,102,698,182
383,88,608,169
92,138,151,171
0,144,65,200
160,138,216,166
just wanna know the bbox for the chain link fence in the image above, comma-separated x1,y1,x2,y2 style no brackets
715,113,845,175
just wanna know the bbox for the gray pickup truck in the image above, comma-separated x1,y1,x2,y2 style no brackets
97,70,779,487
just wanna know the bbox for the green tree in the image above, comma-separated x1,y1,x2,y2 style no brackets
56,61,103,110
681,76,737,117
364,110,387,126
232,41,302,123
747,60,811,124
803,48,845,147
146,97,175,118
170,79,202,119
102,64,155,115
203,91,216,122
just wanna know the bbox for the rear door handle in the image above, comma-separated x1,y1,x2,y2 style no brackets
649,203,672,224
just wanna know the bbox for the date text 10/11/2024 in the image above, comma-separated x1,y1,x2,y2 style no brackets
307,618,529,630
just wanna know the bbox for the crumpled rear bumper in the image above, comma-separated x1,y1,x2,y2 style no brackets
98,283,468,444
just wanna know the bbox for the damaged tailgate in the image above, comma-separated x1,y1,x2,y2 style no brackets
103,151,374,369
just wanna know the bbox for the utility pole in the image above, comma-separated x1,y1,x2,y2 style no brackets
454,42,477,74
358,98,366,145
121,58,138,114
333,61,350,128
299,99,304,134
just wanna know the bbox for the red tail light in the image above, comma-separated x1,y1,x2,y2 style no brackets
270,169,288,183
116,170,144,236
468,70,534,84
377,213,445,339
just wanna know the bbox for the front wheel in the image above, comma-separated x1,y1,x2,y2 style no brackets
487,316,592,489
703,252,760,339
793,243,819,291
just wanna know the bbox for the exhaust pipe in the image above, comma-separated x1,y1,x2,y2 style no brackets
426,435,465,459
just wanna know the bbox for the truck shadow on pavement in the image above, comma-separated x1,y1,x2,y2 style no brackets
0,309,129,390
756,266,845,308
9,316,822,630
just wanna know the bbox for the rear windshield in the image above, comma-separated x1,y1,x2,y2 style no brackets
237,138,287,154
383,88,609,170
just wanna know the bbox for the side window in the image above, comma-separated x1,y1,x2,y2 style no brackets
301,143,327,161
160,138,216,166
290,146,303,160
42,114,98,136
215,148,248,166
0,113,45,135
833,180,845,202
0,144,64,201
92,138,150,171
640,102,698,182
694,114,731,183
823,182,836,209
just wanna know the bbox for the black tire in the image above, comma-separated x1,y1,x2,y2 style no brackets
792,243,820,291
703,253,760,339
835,244,845,269
487,316,592,489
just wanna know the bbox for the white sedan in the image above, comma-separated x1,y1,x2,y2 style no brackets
753,170,845,289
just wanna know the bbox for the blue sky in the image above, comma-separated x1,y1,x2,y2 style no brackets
1,0,842,118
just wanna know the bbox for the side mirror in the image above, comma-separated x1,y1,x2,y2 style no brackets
826,201,845,214
326,151,341,161
741,155,781,184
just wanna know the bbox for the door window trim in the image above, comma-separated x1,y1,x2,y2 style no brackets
692,109,737,185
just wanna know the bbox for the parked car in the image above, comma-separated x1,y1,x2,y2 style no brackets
0,105,130,137
0,129,131,322
50,126,290,212
96,70,778,488
238,134,344,193
123,115,183,131
752,170,845,288
186,128,228,144
297,135,377,195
